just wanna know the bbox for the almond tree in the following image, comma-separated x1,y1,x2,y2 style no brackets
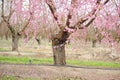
45,0,111,65
8,0,120,65
94,0,120,47
1,0,32,51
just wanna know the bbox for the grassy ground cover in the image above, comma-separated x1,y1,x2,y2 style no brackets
0,56,120,68
1,75,40,80
1,75,82,80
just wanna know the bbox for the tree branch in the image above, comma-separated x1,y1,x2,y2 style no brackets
74,0,101,29
1,0,15,34
84,17,96,28
75,0,110,29
66,0,77,27
19,16,31,35
104,0,109,5
18,0,33,35
8,0,14,22
66,11,72,27
46,0,58,21
1,0,7,22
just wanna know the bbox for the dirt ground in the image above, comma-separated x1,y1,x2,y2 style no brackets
0,39,120,80
0,51,120,80
0,64,120,80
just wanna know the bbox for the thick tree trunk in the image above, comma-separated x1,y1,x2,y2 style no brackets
5,34,8,40
35,38,41,45
92,39,97,48
12,34,19,51
51,30,70,65
52,39,66,65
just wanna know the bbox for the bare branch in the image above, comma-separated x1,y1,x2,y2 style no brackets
113,0,120,17
46,0,66,31
19,16,31,35
66,12,72,27
86,0,110,27
104,0,109,5
74,18,88,28
8,0,14,22
75,0,110,29
1,0,7,22
46,0,58,21
18,0,35,35
1,0,15,34
66,0,78,27
0,21,4,27
1,0,14,22
74,0,101,29
84,17,96,28
96,0,101,4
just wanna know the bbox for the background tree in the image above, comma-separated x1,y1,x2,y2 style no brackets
0,21,11,40
0,0,32,51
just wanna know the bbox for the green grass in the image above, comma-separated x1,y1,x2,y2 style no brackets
1,75,82,80
67,60,120,68
0,56,120,68
1,75,17,80
0,56,53,64
0,47,9,51
1,75,40,80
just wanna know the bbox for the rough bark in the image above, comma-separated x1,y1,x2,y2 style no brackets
52,39,66,65
35,38,41,45
12,33,19,51
52,31,70,65
92,39,97,48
